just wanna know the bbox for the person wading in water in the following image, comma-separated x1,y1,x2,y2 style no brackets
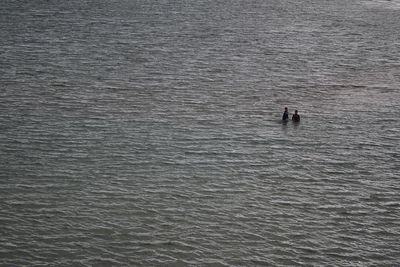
282,107,289,121
292,110,300,122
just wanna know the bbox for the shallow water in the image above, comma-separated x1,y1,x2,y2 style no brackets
1,0,400,266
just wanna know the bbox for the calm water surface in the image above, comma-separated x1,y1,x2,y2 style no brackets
1,0,400,266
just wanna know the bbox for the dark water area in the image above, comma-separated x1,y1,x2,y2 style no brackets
1,0,400,266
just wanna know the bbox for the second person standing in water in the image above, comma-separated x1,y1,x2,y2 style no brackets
292,110,300,122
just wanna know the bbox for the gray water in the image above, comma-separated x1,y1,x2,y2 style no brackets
1,0,400,266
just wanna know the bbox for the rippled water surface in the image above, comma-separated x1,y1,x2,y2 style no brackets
1,0,400,266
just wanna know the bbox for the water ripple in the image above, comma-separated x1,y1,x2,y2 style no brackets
1,0,400,266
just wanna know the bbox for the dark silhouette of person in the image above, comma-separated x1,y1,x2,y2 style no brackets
282,107,289,121
292,110,300,122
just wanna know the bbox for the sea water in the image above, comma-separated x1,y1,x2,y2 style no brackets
1,0,399,266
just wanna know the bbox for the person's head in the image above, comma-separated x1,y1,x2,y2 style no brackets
294,110,298,114
285,107,288,111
